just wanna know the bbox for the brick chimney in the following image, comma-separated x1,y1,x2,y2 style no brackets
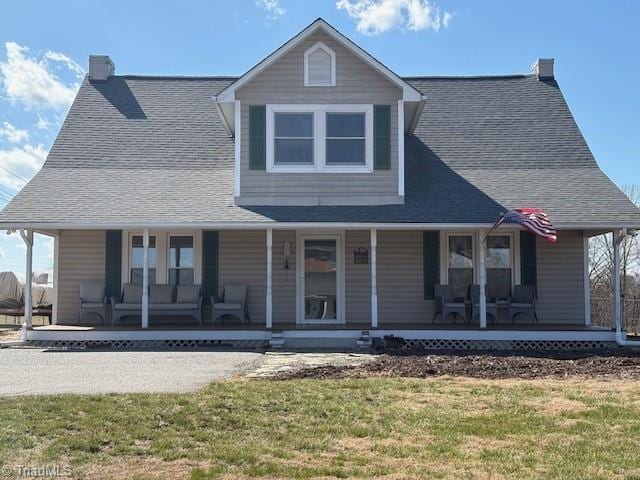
532,58,554,80
88,55,115,81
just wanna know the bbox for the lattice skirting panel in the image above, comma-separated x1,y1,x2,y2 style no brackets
27,339,269,350
394,338,616,351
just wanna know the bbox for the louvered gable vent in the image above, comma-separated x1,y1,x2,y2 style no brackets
304,42,336,87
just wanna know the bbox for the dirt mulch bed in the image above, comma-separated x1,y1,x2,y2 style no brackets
276,349,640,380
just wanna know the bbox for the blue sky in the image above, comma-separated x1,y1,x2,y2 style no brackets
0,0,638,280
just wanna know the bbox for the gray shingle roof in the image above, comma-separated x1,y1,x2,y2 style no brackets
1,74,638,228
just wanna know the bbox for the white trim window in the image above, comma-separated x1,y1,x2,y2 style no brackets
130,234,157,285
485,234,514,301
266,104,373,173
273,111,315,166
446,234,474,300
304,41,336,87
168,235,195,285
325,112,366,166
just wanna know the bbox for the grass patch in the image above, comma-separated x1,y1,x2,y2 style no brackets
2,378,640,479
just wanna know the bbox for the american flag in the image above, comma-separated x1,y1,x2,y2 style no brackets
491,208,557,243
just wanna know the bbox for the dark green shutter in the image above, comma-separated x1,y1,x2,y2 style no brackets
202,231,219,304
520,231,537,287
423,231,440,300
105,230,122,298
249,105,266,170
374,105,391,170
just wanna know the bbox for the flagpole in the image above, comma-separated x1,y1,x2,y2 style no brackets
483,212,505,244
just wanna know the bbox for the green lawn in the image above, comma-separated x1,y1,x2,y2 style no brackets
2,377,640,479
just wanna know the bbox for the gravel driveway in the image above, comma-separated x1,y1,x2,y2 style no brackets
0,348,264,396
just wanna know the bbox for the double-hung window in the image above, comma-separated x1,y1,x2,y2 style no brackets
130,235,156,285
274,113,315,165
485,235,513,301
266,104,373,172
447,235,474,300
168,235,194,285
325,113,366,165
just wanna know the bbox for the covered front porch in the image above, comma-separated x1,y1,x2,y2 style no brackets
16,225,628,348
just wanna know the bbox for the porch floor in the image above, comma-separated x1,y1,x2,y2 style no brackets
33,323,608,332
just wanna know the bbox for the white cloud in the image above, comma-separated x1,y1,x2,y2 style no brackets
44,50,84,78
442,11,454,28
256,0,285,21
0,42,82,111
0,143,47,189
0,247,4,259
336,0,452,35
0,121,28,143
36,115,52,130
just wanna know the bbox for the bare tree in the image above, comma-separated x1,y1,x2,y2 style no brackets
589,184,640,330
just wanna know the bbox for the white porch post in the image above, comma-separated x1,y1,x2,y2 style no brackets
266,228,273,329
478,230,487,329
613,228,624,340
583,234,591,326
20,229,34,330
141,228,149,329
370,228,378,328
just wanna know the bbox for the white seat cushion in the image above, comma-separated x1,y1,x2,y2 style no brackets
213,302,242,310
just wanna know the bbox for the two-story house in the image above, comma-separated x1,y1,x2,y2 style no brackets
2,18,639,349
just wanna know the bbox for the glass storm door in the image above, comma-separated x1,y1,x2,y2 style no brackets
298,235,343,324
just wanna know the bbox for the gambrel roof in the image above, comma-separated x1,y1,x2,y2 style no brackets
1,71,639,229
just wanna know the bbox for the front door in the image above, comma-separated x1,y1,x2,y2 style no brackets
297,233,344,324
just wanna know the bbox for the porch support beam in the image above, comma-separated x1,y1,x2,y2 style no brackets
478,230,487,329
370,228,378,328
20,229,34,330
141,228,149,329
266,228,273,329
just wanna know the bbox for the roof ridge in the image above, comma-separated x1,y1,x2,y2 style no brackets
403,74,531,80
114,75,239,80
105,74,533,81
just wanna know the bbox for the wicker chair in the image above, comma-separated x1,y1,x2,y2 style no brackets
433,284,467,324
508,285,538,324
212,285,248,324
79,280,107,324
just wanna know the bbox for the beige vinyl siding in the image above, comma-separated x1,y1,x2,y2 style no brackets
219,230,372,325
345,230,371,324
272,230,297,324
56,230,105,324
536,230,585,325
377,230,435,325
236,30,402,204
219,230,266,324
53,229,587,328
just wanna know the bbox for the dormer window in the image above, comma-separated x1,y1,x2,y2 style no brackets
304,42,336,87
266,104,373,173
